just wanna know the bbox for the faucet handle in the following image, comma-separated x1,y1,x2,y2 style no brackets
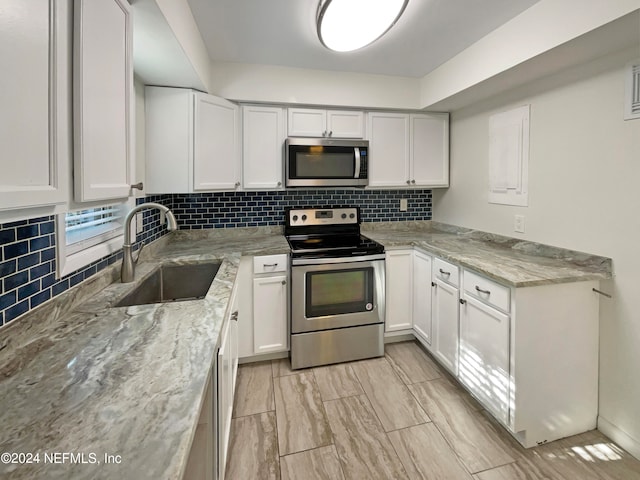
133,241,145,265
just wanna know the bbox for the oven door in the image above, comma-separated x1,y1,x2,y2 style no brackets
291,257,385,334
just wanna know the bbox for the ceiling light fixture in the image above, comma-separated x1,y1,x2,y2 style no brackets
317,0,409,53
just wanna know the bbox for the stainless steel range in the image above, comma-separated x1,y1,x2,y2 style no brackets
285,207,385,370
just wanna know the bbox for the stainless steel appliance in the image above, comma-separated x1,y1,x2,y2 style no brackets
285,138,369,188
285,207,385,369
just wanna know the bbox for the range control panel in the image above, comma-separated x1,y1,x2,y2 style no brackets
288,207,358,227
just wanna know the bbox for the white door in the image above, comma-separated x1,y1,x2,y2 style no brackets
0,0,69,210
194,93,240,191
459,294,510,424
432,278,459,374
367,112,410,187
253,275,288,354
410,113,449,187
412,251,432,344
242,106,285,189
288,108,327,137
385,250,413,332
326,110,364,138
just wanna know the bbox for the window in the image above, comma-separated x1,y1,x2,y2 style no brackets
56,200,133,277
65,205,125,255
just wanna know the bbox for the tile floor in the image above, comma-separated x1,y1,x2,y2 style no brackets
225,341,640,479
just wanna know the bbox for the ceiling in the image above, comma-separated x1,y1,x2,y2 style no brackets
187,0,541,78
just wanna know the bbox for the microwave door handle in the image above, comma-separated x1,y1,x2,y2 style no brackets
354,148,361,179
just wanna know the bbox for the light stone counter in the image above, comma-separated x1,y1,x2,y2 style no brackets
0,228,289,480
362,221,612,287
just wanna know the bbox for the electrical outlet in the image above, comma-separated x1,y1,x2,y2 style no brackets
400,198,408,211
514,214,525,233
136,212,143,235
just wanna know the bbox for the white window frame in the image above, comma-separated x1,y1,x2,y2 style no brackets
56,198,135,278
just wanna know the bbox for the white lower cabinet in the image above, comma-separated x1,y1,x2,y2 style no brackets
238,254,289,359
431,276,459,375
459,294,510,424
253,274,288,354
412,250,432,344
385,250,414,332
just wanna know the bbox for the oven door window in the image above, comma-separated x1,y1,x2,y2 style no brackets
305,267,373,317
290,146,356,178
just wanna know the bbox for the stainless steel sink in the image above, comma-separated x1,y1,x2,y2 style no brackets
115,262,221,307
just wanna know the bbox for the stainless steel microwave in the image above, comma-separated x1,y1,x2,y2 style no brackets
285,137,369,188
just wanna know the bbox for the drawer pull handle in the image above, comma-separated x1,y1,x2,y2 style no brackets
475,285,491,295
263,263,278,267
439,268,450,276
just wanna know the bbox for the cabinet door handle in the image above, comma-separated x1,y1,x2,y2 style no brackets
281,280,287,285
438,268,451,276
231,311,239,321
263,263,278,267
475,285,491,295
277,181,282,187
460,299,466,305
329,130,333,137
431,282,436,287
406,180,411,185
234,181,241,188
322,130,327,137
411,179,416,184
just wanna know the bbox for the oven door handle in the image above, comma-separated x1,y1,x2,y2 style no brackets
291,253,386,266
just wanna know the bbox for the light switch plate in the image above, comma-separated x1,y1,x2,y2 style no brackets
400,199,408,211
514,214,525,233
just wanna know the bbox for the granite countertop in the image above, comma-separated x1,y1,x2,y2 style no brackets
0,228,289,480
362,221,612,287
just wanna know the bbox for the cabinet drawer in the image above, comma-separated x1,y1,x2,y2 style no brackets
253,254,288,274
463,270,510,313
433,258,459,287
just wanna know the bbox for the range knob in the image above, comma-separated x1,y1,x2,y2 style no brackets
341,213,347,219
349,213,355,219
301,214,307,221
292,215,298,222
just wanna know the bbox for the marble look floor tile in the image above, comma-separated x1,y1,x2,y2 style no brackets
473,461,546,480
225,411,280,480
385,341,443,384
409,379,516,473
351,357,430,432
324,395,408,479
273,372,333,455
233,362,274,418
271,357,299,378
388,423,474,479
312,363,364,401
280,445,345,480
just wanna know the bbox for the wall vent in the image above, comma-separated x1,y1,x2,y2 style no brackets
624,61,640,121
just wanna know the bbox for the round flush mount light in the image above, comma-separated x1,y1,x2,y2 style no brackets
317,0,409,52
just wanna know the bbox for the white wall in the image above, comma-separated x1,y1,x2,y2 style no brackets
134,78,146,198
419,0,640,109
433,47,640,457
209,62,421,110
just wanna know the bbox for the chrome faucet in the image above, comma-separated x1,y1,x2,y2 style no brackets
121,202,178,283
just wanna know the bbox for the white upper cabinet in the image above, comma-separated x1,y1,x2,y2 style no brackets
242,105,286,190
0,0,69,211
145,87,241,193
193,92,240,191
73,0,133,202
367,112,449,188
367,112,410,187
411,113,449,187
288,108,364,138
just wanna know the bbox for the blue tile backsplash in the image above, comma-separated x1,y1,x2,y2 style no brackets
0,189,430,327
